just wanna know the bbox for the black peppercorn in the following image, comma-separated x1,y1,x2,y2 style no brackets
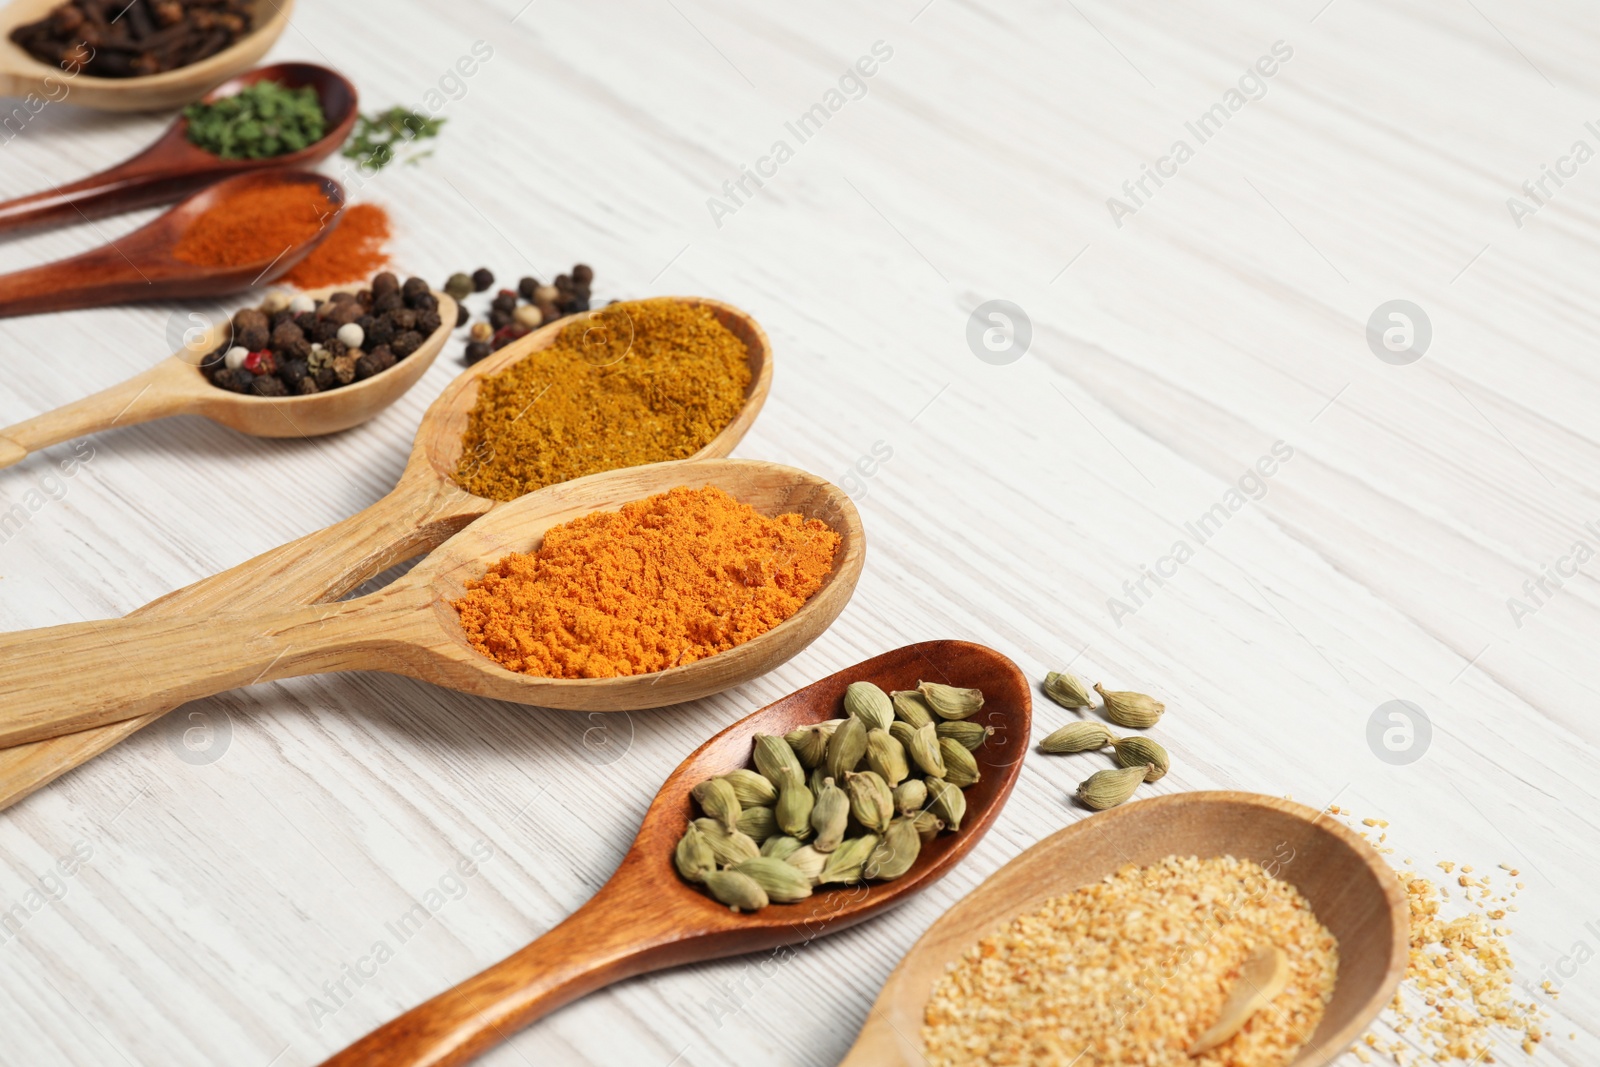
311,318,340,344
356,289,373,308
293,311,318,333
295,378,320,395
365,317,396,347
471,268,494,291
518,276,538,300
313,365,337,389
373,291,403,314
250,375,289,397
391,330,423,357
279,358,309,387
416,309,442,335
386,308,418,331
491,290,517,314
488,308,511,329
572,263,593,285
271,321,305,348
401,276,430,301
269,309,295,330
455,302,469,328
408,293,438,316
279,338,311,362
372,271,400,297
463,340,491,364
210,367,244,391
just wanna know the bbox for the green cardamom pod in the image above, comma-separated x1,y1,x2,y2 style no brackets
733,857,813,903
1112,735,1170,781
844,769,894,833
819,834,880,884
674,822,716,884
893,778,928,816
760,835,804,860
784,725,830,769
703,868,768,911
907,722,946,778
693,818,761,866
938,736,981,788
1076,765,1148,810
1094,683,1164,729
809,764,829,796
891,689,934,729
864,816,922,881
909,809,944,842
692,777,740,833
826,715,868,781
722,768,778,807
1042,669,1094,709
844,681,894,732
925,776,966,832
888,719,917,750
776,783,815,838
936,720,993,751
736,804,777,841
865,728,910,786
1038,720,1115,755
754,733,805,791
810,776,850,852
919,680,985,720
784,844,828,884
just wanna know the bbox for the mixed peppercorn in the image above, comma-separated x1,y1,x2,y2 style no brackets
201,271,441,396
444,263,596,365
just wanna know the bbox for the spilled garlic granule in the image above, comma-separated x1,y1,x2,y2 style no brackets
922,855,1337,1066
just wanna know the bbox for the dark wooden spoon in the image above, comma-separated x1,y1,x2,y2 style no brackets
319,640,1032,1067
0,62,358,236
0,169,343,318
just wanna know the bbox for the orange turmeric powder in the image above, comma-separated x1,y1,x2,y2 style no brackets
453,485,841,679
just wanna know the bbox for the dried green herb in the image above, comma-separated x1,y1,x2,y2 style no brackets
184,81,327,160
341,107,447,171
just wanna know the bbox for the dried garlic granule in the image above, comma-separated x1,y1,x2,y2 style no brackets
922,855,1338,1067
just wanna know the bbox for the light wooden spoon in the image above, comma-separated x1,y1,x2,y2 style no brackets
0,0,294,112
319,640,1031,1067
0,295,771,810
0,457,862,744
0,169,343,317
1189,943,1291,1055
840,792,1410,1067
0,283,458,470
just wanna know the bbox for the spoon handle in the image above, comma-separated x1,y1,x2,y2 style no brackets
0,243,161,317
0,472,488,806
0,359,192,469
0,150,207,236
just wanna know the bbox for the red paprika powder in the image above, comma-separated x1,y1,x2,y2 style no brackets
173,182,336,268
282,202,392,288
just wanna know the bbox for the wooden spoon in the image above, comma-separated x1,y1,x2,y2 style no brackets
0,0,295,113
0,295,771,809
840,792,1410,1067
0,458,864,744
0,62,358,235
318,640,1030,1067
1189,943,1291,1055
0,168,343,317
0,284,457,469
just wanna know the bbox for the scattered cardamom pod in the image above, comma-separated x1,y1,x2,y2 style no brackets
761,835,804,860
810,776,850,852
692,778,741,833
936,720,993,751
919,680,985,720
1038,720,1115,755
734,857,813,903
1094,682,1164,728
674,822,716,884
783,844,828,884
819,834,880,884
1076,765,1148,810
938,736,982,788
845,769,895,833
909,809,944,842
893,778,927,816
865,728,910,786
693,818,761,866
776,783,815,838
891,689,934,729
722,768,778,807
736,804,777,841
754,733,806,790
844,681,894,732
888,719,917,749
1112,735,1169,781
925,776,966,832
1042,669,1094,709
864,816,922,880
703,868,769,911
826,715,868,781
907,722,946,777
783,725,830,769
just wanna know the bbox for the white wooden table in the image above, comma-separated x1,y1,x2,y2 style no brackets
0,0,1595,1063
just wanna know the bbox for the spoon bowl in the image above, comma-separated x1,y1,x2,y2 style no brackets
0,62,359,234
839,791,1410,1067
0,295,773,808
0,168,344,317
0,0,295,112
318,640,1031,1067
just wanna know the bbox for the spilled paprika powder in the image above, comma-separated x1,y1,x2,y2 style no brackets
283,202,393,288
453,486,841,679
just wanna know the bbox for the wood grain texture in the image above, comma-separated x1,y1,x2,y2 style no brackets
0,1,1595,1065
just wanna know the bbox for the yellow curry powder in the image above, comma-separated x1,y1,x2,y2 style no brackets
454,299,752,501
452,486,840,679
